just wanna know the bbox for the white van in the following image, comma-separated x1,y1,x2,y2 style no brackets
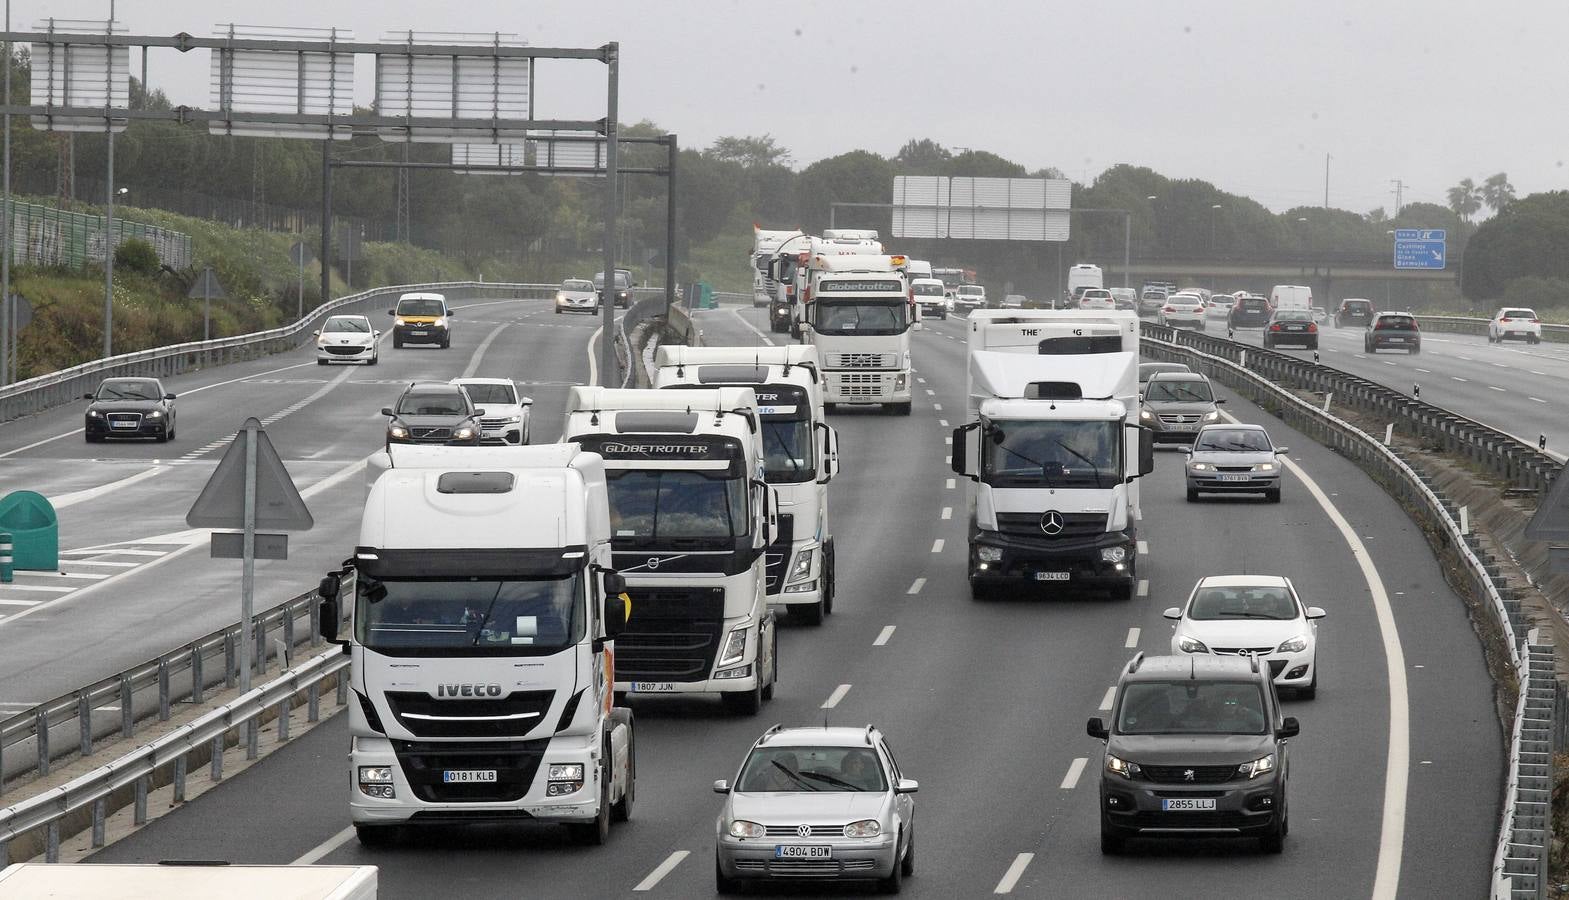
1270,285,1313,312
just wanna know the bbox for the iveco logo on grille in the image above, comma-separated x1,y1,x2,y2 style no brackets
1040,511,1065,536
796,824,812,837
436,683,503,697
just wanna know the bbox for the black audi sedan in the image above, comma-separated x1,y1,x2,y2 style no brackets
83,377,177,443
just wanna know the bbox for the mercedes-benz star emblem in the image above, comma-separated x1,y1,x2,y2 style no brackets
1040,510,1065,536
797,824,812,838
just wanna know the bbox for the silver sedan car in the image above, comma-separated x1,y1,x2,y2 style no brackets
714,725,917,893
1183,423,1287,502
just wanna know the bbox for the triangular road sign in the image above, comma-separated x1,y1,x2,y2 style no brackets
186,418,314,531
187,266,227,300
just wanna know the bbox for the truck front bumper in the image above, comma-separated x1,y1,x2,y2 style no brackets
824,370,911,405
968,526,1135,588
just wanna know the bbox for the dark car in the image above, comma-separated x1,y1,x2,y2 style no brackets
83,377,177,443
1364,312,1421,354
1263,309,1318,349
593,270,633,309
1334,298,1373,328
1088,653,1298,855
1228,295,1272,329
1140,373,1223,444
382,383,485,446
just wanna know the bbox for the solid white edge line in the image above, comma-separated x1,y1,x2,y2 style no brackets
993,852,1034,894
727,306,773,344
1124,627,1140,649
460,321,512,379
1098,686,1116,711
291,825,355,865
1059,757,1088,790
873,625,896,647
821,684,851,709
50,466,168,510
1221,411,1407,896
587,324,602,386
633,850,691,892
906,577,926,595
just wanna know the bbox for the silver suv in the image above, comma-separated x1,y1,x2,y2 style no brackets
713,725,917,893
1139,372,1222,444
1088,653,1299,854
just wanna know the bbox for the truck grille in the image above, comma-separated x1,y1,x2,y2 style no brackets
614,587,727,681
828,352,893,369
385,690,555,739
994,512,1107,539
763,514,796,594
391,739,549,803
832,372,886,399
1140,764,1238,784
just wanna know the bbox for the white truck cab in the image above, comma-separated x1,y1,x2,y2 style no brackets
803,253,918,415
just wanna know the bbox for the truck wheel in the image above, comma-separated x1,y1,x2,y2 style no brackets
721,679,763,716
610,709,635,822
570,768,612,845
354,824,401,847
796,597,825,626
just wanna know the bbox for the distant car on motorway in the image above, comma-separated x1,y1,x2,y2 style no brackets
1140,372,1223,443
382,382,484,447
1079,288,1116,311
1110,287,1138,311
953,283,986,310
389,292,452,349
83,377,177,443
1229,295,1272,329
1263,309,1318,350
1159,294,1206,330
1489,307,1542,344
451,377,532,445
713,724,917,894
1364,312,1421,354
556,278,598,314
1138,288,1168,315
1204,294,1236,322
593,269,634,309
1309,306,1328,326
1334,299,1373,329
315,314,379,366
1001,294,1028,309
1165,574,1325,699
1087,653,1299,855
911,278,950,319
1183,423,1287,503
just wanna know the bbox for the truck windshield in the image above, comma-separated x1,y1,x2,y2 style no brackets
813,299,908,335
762,419,816,483
606,471,749,544
355,575,582,655
981,419,1120,488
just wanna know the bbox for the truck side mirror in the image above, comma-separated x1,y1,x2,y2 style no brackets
602,570,627,597
602,588,627,639
951,422,980,480
319,598,340,643
815,422,839,484
1137,427,1155,478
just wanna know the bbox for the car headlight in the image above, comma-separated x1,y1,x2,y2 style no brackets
717,625,749,668
556,292,566,302
146,410,163,419
1236,754,1275,779
1105,754,1141,780
395,318,408,326
1276,635,1309,654
728,820,765,839
1100,546,1126,563
1190,462,1211,471
88,409,102,418
1177,635,1209,653
454,426,477,441
434,317,448,328
389,424,410,439
1257,462,1275,472
1140,409,1154,421
843,819,882,838
1202,410,1220,421
976,545,1003,563
788,548,814,583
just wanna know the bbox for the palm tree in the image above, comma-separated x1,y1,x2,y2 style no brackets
1480,172,1516,215
1446,178,1482,223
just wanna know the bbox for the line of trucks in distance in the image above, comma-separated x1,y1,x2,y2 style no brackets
299,230,1157,850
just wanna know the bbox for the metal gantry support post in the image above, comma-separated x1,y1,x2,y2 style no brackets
665,133,677,323
320,139,332,307
597,42,620,385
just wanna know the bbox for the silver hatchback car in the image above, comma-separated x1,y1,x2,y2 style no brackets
1184,423,1287,502
714,725,917,893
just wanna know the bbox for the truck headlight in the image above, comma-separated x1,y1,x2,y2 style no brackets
717,625,749,668
1236,754,1275,779
788,548,814,583
1276,635,1309,654
976,546,1003,563
1105,754,1141,780
358,766,396,798
1177,635,1209,653
546,763,586,796
843,819,882,838
729,820,765,839
1100,546,1126,563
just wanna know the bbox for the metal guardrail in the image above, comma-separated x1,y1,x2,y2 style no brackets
1412,315,1569,344
1139,332,1547,897
1141,323,1563,492
0,647,348,865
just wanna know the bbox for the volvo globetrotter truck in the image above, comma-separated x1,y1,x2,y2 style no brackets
316,444,635,847
652,345,841,624
563,386,780,714
802,253,918,414
951,310,1153,600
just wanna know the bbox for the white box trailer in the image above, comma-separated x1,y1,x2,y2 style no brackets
0,863,377,899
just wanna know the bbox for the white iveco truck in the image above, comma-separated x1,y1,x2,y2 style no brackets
951,310,1153,600
563,386,780,714
318,444,635,847
799,252,918,414
652,345,840,624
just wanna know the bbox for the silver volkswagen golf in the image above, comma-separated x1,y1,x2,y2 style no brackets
713,725,917,893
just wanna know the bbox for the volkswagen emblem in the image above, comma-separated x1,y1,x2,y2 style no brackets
1040,510,1065,536
1183,769,1196,782
647,557,660,570
797,824,812,838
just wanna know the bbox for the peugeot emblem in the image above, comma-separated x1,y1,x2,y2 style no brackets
1183,769,1196,782
647,557,660,571
797,824,812,838
1040,511,1065,536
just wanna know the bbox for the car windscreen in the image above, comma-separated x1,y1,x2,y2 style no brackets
396,298,445,316
459,383,516,406
323,318,371,333
1342,301,1370,310
981,419,1119,488
1193,429,1272,452
97,380,161,400
564,280,594,291
355,574,582,654
912,283,945,296
958,286,984,296
813,299,909,335
1376,316,1416,329
1144,379,1213,403
1188,585,1297,620
737,746,888,792
397,392,468,416
1116,680,1269,735
605,470,748,543
1273,311,1312,321
1501,309,1535,319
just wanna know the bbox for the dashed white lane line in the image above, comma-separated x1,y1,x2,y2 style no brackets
945,478,955,490
1530,397,1548,404
0,597,45,606
1382,361,1396,367
50,559,137,568
906,578,926,595
1060,757,1088,790
1531,370,1547,376
1488,385,1506,392
633,850,691,892
933,402,943,411
1124,627,1140,648
1098,686,1116,711
917,377,927,384
944,436,952,445
926,389,936,396
1451,376,1467,382
939,419,949,427
1136,540,1149,555
931,539,945,553
1415,368,1431,374
941,507,953,520
1136,579,1149,598
994,852,1035,894
821,684,852,709
874,625,896,647
26,571,107,580
290,825,355,866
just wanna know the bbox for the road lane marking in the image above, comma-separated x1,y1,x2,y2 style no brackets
1488,385,1507,392
1136,579,1149,598
994,853,1034,894
1382,361,1396,367
460,321,512,378
58,548,168,557
938,419,949,427
925,389,935,396
586,325,602,385
874,625,896,647
51,466,169,510
917,377,926,384
933,402,943,411
941,507,953,520
1136,540,1149,555
906,578,926,595
1531,397,1547,404
1098,686,1116,711
1415,368,1431,373
821,684,851,709
931,539,945,553
945,478,955,490
1060,758,1088,790
56,559,138,568
634,850,691,892
0,584,75,594
944,436,952,445
26,571,107,580
0,598,44,606
1124,627,1140,648
290,825,355,865
1451,376,1467,382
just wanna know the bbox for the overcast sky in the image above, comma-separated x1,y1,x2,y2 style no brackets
16,0,1568,214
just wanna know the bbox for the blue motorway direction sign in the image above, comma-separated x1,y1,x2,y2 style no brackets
1394,228,1447,269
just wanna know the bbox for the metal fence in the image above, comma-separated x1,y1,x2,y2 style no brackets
6,199,193,270
1138,330,1548,898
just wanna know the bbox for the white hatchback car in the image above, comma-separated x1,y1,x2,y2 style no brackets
1079,288,1115,310
1164,575,1325,698
1489,307,1542,344
315,314,379,365
450,377,532,445
1159,294,1207,329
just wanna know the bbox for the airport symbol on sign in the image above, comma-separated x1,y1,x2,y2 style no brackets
1393,228,1447,270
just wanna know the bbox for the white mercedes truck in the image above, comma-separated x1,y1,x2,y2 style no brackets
563,386,780,714
652,345,841,624
951,310,1154,600
801,253,918,415
318,444,635,847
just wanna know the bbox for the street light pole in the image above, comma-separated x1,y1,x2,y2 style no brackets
1,0,11,387
102,0,116,359
1324,153,1331,209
